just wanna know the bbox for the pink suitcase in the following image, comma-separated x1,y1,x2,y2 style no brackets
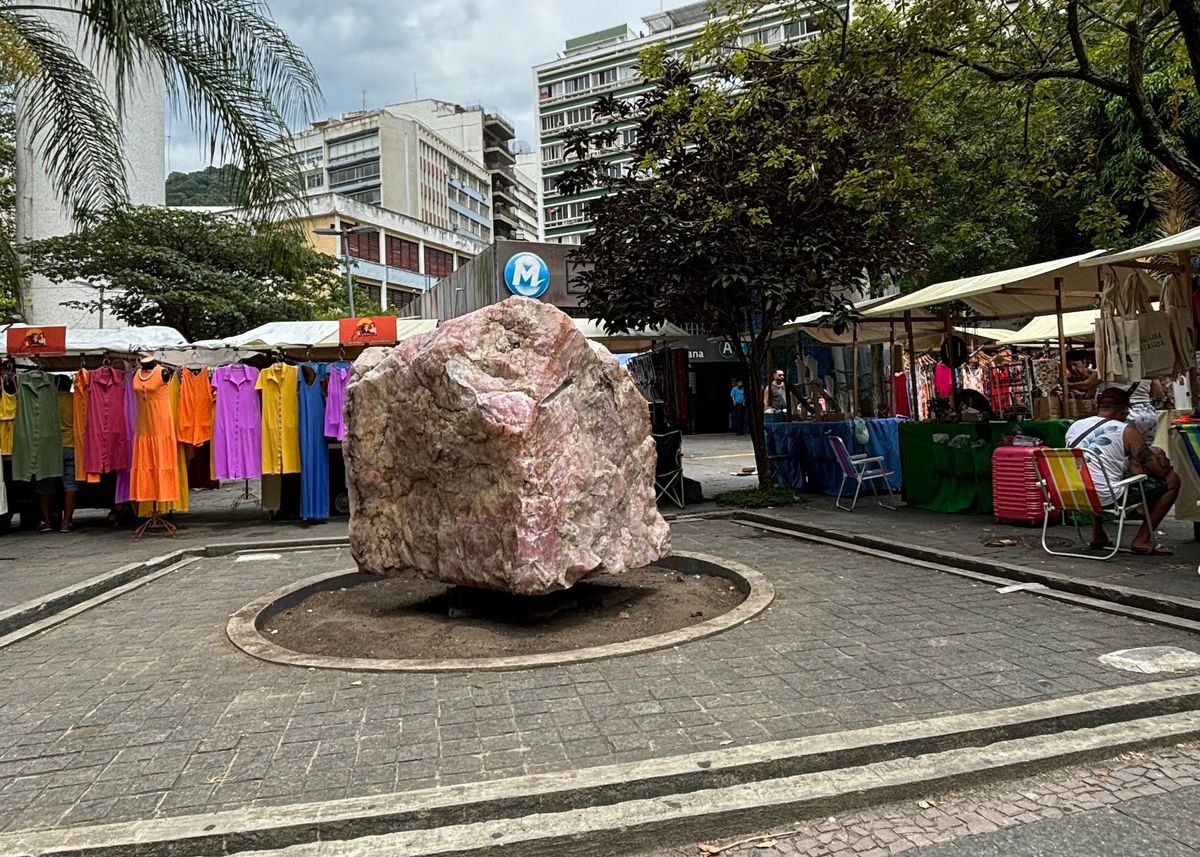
992,445,1046,524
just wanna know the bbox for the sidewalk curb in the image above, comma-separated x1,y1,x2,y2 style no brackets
5,677,1200,856
733,510,1200,623
0,537,350,638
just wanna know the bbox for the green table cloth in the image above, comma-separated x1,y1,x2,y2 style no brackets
899,420,1069,514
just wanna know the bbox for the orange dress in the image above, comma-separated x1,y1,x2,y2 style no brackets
177,367,214,446
129,370,180,503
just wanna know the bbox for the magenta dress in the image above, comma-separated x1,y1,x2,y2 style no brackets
323,363,352,441
212,364,262,480
113,371,138,503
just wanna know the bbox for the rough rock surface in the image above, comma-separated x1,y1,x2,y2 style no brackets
344,297,671,595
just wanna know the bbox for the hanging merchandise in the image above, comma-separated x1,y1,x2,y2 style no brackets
1160,272,1197,377
114,368,138,504
177,366,215,446
72,367,97,484
0,381,15,456
257,363,301,475
84,366,129,474
211,364,262,480
12,371,62,482
298,363,330,521
138,373,189,514
324,363,352,441
933,362,953,398
129,367,180,503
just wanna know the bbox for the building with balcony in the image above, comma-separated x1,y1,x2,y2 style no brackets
384,100,541,242
535,1,828,245
286,106,494,245
296,193,487,315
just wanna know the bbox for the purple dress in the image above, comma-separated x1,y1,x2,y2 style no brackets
113,372,138,503
211,365,262,480
324,363,352,441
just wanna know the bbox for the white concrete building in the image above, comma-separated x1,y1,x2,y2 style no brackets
286,106,494,245
15,6,165,326
535,1,833,244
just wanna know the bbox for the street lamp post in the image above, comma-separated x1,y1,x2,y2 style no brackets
314,223,375,318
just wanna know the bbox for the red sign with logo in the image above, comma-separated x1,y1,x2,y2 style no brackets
338,316,398,346
7,326,67,356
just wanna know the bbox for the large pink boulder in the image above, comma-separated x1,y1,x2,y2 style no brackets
343,297,671,595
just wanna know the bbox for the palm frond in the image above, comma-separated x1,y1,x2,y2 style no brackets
0,11,127,218
1148,162,1200,238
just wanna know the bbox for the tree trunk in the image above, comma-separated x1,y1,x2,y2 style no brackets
735,332,775,491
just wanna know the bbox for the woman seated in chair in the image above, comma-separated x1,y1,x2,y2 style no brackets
1064,386,1180,555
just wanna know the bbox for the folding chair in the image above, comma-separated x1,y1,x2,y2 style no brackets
1033,447,1148,560
829,434,897,512
652,430,685,509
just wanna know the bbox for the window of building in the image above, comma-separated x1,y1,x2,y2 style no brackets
564,106,592,127
425,247,454,279
621,128,638,148
563,74,590,94
305,172,324,189
386,236,419,272
540,112,565,131
328,160,380,188
545,201,588,224
326,132,379,163
347,229,380,262
543,175,558,194
346,188,381,205
541,143,563,162
457,255,471,269
538,83,557,101
783,21,802,39
388,288,418,313
592,68,618,88
363,283,382,304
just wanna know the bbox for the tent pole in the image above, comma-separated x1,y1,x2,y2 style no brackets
1178,250,1198,406
905,311,919,421
942,306,956,412
1055,276,1070,418
851,327,860,417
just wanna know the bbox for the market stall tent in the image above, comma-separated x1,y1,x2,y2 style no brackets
998,309,1101,346
1081,224,1200,268
571,319,690,353
0,325,189,355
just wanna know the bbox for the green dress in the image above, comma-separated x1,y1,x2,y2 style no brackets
12,372,62,481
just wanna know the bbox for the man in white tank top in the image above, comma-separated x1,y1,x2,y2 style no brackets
1063,385,1180,555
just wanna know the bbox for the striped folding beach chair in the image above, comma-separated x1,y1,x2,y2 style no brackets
1033,447,1148,560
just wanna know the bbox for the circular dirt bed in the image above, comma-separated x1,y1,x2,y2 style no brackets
265,565,744,660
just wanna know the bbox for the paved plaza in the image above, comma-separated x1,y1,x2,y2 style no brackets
0,519,1197,837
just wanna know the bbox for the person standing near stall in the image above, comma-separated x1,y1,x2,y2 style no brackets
763,368,788,414
730,377,747,435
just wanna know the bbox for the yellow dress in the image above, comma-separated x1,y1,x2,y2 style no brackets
0,388,16,456
256,363,300,474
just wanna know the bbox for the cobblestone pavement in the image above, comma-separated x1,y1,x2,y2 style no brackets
1,521,1197,834
0,482,347,612
681,432,1200,601
644,742,1200,856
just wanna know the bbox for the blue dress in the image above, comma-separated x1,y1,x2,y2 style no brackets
297,363,329,520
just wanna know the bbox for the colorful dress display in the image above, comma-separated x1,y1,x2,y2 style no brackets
257,363,301,475
129,369,180,503
84,366,129,473
0,385,16,456
324,363,352,441
12,371,62,481
137,374,189,515
298,363,329,520
114,373,138,504
211,364,262,480
177,367,215,446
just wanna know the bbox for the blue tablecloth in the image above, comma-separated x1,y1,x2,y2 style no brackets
765,418,904,495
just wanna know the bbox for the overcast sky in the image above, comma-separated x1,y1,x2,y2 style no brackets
166,0,660,174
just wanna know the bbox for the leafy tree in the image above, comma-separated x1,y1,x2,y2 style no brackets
165,165,245,206
0,0,321,297
20,206,343,341
561,35,941,488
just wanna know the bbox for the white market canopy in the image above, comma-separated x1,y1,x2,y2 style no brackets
862,250,1108,320
1082,225,1200,268
996,309,1100,345
198,319,438,351
775,298,1012,346
1,325,189,355
572,318,690,352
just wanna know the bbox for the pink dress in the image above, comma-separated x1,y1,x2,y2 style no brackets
211,365,262,480
84,366,128,473
933,363,954,399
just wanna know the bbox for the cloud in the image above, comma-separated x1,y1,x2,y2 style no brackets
167,0,654,174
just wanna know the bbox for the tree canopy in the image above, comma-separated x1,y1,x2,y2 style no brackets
20,206,343,341
561,32,942,486
165,165,244,206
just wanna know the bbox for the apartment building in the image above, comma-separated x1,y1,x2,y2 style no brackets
388,100,541,241
535,1,828,245
299,193,487,316
287,106,494,245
